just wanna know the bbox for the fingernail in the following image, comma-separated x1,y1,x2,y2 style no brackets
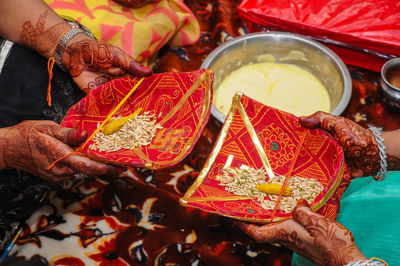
140,65,152,72
75,129,88,140
296,198,310,208
68,129,88,147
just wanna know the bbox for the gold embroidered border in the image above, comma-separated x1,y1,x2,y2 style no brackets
238,101,275,179
181,161,345,224
311,159,345,212
180,92,242,205
170,70,212,163
182,92,276,203
159,71,208,125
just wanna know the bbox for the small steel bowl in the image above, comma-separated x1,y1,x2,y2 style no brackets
201,32,352,123
379,58,400,111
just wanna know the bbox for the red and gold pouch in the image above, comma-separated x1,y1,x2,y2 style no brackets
180,93,351,223
61,69,213,169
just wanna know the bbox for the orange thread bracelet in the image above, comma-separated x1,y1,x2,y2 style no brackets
46,25,84,106
345,258,387,265
370,257,388,266
46,57,55,106
46,25,73,107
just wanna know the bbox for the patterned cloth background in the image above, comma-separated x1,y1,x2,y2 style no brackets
45,0,200,62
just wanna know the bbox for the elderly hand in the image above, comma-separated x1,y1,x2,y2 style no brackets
237,199,367,266
299,111,379,178
62,34,152,93
0,121,122,183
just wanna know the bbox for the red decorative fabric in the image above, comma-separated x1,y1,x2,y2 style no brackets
182,94,351,223
61,69,213,169
238,0,400,72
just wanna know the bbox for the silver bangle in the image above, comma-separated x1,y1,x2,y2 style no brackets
344,260,385,266
368,126,388,181
54,25,84,71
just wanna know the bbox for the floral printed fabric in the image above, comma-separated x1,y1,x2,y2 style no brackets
44,0,200,62
0,42,84,254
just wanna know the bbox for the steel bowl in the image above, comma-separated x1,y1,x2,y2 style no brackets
379,57,400,111
201,31,352,123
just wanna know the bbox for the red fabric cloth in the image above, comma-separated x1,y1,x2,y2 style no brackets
238,0,400,72
182,94,351,223
61,70,213,169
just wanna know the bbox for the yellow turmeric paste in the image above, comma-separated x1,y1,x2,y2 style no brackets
215,62,330,116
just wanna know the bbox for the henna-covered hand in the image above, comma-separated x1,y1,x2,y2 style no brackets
236,199,367,266
299,111,379,178
15,7,151,93
62,35,152,93
0,121,122,183
113,0,160,8
19,10,69,58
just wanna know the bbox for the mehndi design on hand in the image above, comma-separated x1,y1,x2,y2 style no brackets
63,39,151,77
62,38,152,93
0,121,120,183
237,199,366,266
20,10,70,57
299,111,379,178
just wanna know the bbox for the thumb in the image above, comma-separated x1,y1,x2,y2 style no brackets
113,48,152,77
66,128,88,147
292,199,320,232
234,220,289,243
299,111,329,129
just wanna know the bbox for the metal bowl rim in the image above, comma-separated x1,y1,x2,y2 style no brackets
201,31,352,121
380,57,400,92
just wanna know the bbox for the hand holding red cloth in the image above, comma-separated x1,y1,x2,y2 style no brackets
0,121,121,183
237,199,367,265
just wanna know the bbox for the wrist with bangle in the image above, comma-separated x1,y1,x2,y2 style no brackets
46,23,85,106
368,125,388,181
53,24,84,71
344,257,387,266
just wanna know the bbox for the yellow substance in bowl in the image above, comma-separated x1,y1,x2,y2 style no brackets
215,62,331,116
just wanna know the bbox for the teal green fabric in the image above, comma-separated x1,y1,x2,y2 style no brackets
292,171,400,265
